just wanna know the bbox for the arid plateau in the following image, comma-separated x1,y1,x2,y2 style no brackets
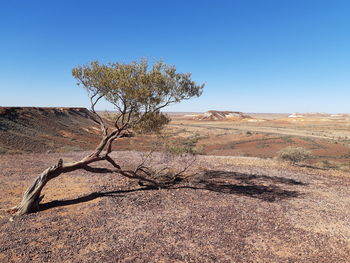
1,107,350,262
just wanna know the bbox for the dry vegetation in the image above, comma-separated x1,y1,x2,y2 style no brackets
2,108,349,172
165,112,350,171
1,109,350,262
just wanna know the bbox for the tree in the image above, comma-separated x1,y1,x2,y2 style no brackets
10,59,204,216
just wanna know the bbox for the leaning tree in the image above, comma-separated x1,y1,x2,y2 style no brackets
11,59,204,216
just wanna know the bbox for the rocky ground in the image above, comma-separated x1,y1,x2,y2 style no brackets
1,151,350,262
0,107,101,154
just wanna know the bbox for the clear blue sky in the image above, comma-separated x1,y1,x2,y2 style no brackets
0,0,349,113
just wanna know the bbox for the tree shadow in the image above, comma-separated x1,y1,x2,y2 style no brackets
39,188,156,211
39,170,306,211
197,170,307,186
186,170,306,202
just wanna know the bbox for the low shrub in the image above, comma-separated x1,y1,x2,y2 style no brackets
278,147,311,164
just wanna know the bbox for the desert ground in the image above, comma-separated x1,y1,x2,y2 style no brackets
2,108,349,171
1,108,350,262
167,112,350,170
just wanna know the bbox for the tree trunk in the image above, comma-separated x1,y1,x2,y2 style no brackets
14,159,63,216
10,142,163,216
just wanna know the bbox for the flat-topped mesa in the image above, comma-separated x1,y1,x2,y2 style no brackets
188,110,252,121
0,106,94,118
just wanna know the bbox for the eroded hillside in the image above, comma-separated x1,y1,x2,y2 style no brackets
0,107,101,154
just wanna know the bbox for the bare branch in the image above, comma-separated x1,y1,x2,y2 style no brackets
81,165,158,186
104,155,121,169
89,92,108,136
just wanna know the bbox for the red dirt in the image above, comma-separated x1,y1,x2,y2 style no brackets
1,151,350,262
197,133,350,163
2,108,349,169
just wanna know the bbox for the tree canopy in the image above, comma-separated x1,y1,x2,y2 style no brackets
72,59,204,133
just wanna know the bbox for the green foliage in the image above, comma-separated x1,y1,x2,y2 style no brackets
164,134,202,156
278,146,311,164
72,59,204,133
133,112,170,134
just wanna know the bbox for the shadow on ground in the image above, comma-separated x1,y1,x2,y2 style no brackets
40,170,306,212
191,170,305,202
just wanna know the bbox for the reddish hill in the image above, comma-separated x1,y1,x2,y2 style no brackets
0,107,101,154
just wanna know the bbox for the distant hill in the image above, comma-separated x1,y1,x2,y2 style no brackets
0,107,101,154
186,110,252,121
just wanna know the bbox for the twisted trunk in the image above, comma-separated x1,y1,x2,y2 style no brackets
12,131,113,215
11,100,167,216
11,151,159,216
14,159,64,215
12,157,95,216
